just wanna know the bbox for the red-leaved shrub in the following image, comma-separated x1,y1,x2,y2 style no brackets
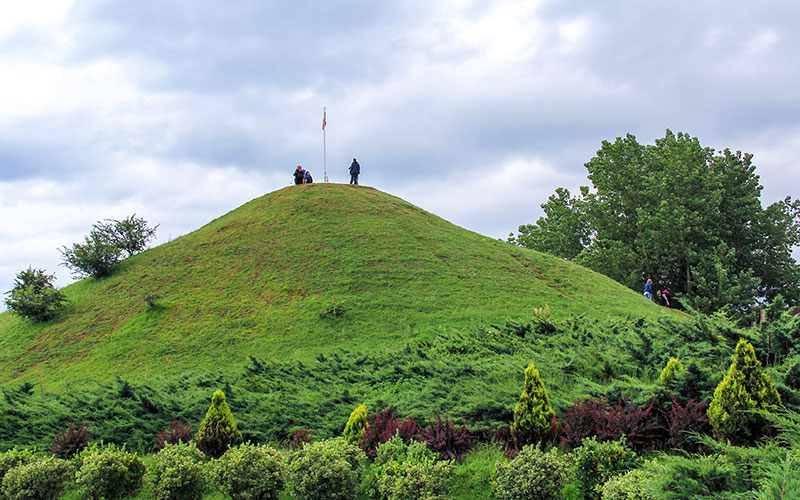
422,411,474,460
663,398,711,452
156,419,193,450
559,397,608,449
290,427,314,449
560,396,662,450
361,409,423,458
51,422,93,458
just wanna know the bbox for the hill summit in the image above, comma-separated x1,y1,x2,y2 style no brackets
0,184,664,390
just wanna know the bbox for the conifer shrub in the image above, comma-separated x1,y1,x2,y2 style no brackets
659,358,684,387
156,420,194,451
600,468,656,500
708,338,781,444
0,448,34,500
573,436,640,500
369,435,454,500
285,438,365,500
209,442,286,500
784,361,800,390
422,411,474,460
360,409,423,458
74,444,146,500
343,404,369,446
1,456,72,500
195,390,241,458
511,362,556,447
646,453,748,498
51,422,92,459
492,444,570,500
145,442,206,500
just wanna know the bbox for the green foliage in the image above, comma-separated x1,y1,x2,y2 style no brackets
645,453,749,499
573,437,640,500
96,214,159,257
370,435,453,500
600,467,656,500
343,404,368,445
195,390,241,458
492,444,570,500
320,300,347,319
208,442,286,500
60,227,123,279
0,449,34,500
659,358,684,387
4,268,66,322
708,338,781,443
74,444,145,500
0,456,72,500
285,438,365,500
753,453,800,500
145,442,206,500
511,362,555,447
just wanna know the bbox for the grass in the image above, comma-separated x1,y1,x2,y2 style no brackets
0,184,676,391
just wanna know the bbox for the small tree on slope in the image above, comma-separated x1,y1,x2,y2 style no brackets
708,338,781,443
195,389,241,458
512,362,556,447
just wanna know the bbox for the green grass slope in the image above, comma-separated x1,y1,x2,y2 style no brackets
0,184,670,390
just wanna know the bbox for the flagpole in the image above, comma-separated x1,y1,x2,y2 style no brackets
323,107,329,183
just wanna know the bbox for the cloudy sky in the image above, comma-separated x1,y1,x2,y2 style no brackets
2,0,799,301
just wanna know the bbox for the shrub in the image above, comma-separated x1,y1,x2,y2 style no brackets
370,435,453,500
195,389,241,458
51,422,92,459
708,338,781,443
320,300,347,318
290,427,314,449
145,442,206,500
285,438,365,500
600,468,656,500
422,411,474,460
560,396,661,451
4,268,67,322
0,448,35,500
560,397,607,449
343,404,368,445
75,444,146,500
659,358,684,387
784,361,800,391
753,453,800,500
663,399,710,451
96,214,158,257
646,453,748,498
156,420,194,450
511,362,556,447
360,409,423,458
209,442,286,500
60,228,123,278
493,444,570,500
1,456,72,500
573,436,640,500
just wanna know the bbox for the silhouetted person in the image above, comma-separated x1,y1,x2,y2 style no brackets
349,158,360,185
293,166,305,185
304,170,313,184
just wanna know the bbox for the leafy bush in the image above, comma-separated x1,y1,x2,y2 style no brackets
195,390,241,458
662,399,710,451
96,214,158,257
573,436,640,500
4,268,67,322
74,444,146,500
753,453,800,500
708,338,781,443
60,228,123,278
360,409,423,458
1,456,72,500
560,396,661,450
51,422,92,459
0,448,35,500
600,467,656,500
659,358,684,387
493,444,570,500
145,442,206,500
646,453,749,499
285,438,365,500
209,442,286,500
289,427,314,449
343,404,368,445
156,420,194,450
370,435,453,500
785,361,800,390
511,362,556,447
422,411,474,460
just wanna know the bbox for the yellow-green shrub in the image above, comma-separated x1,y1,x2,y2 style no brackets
195,389,241,458
343,404,368,445
511,362,555,447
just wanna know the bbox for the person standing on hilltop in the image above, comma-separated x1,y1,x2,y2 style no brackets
644,278,653,300
349,158,360,185
293,166,305,185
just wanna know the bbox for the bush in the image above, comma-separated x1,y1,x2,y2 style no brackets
511,362,556,447
97,214,158,257
289,427,314,449
1,456,72,500
209,442,286,500
573,437,640,500
370,435,453,500
75,444,146,500
51,422,92,459
195,389,241,458
145,442,206,500
600,468,656,500
646,453,748,499
156,420,194,451
360,409,423,458
659,358,684,388
4,268,67,322
60,228,123,278
0,449,35,500
662,399,710,451
708,338,781,443
422,411,474,460
285,438,365,500
343,404,368,446
493,444,570,500
560,396,661,451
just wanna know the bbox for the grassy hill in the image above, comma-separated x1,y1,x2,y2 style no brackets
0,184,671,391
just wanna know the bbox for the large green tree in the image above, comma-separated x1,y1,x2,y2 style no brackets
510,130,800,312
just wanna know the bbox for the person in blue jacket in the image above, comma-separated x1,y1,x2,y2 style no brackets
644,278,653,300
349,158,360,185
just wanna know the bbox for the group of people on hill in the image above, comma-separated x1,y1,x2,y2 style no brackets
644,278,671,307
292,158,360,185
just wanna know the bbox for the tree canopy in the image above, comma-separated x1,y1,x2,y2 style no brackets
509,130,800,313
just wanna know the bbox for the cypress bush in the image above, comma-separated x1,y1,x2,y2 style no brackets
659,358,684,388
209,442,286,500
511,362,556,447
708,339,781,443
74,444,146,500
195,390,241,458
343,404,368,446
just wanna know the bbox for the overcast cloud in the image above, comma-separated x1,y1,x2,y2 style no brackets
2,0,799,304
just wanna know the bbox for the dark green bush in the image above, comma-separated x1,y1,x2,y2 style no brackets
573,437,640,500
493,444,570,500
209,442,285,500
74,444,145,500
646,454,748,499
4,268,67,322
286,438,365,500
145,442,206,500
195,390,241,458
1,456,72,500
60,228,123,278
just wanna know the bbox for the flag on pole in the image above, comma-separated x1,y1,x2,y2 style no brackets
322,109,327,130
